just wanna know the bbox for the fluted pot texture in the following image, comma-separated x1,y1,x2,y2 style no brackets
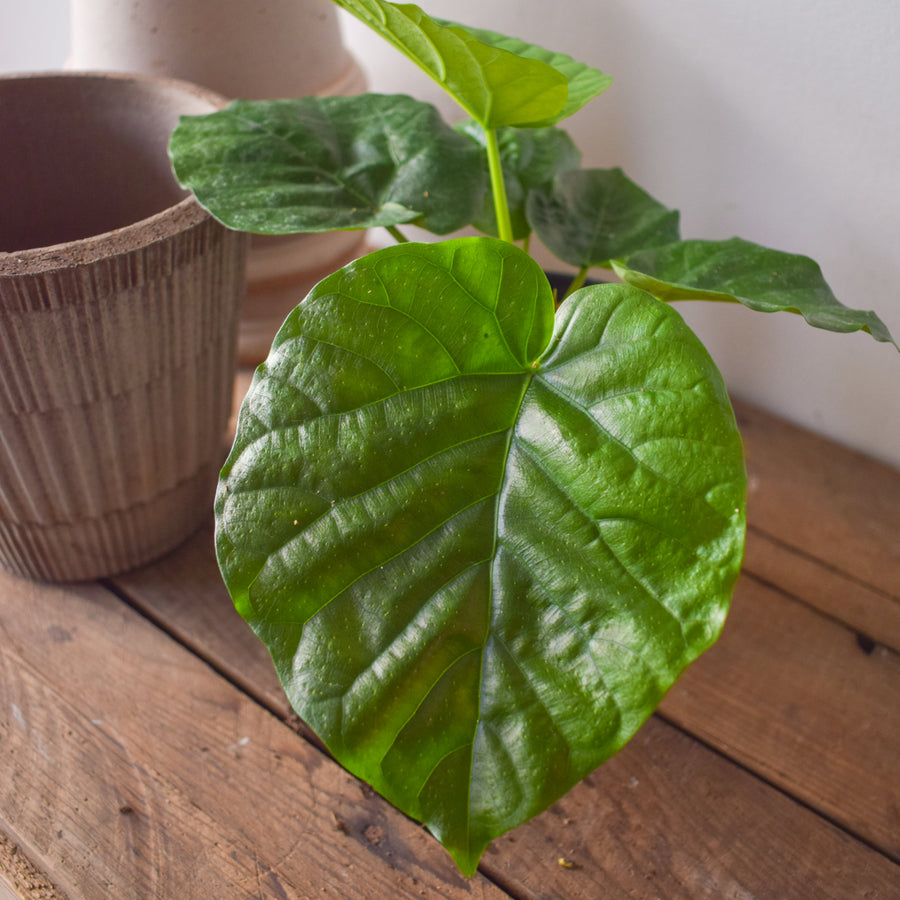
0,72,248,582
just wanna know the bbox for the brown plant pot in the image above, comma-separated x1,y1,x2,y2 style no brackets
0,72,248,582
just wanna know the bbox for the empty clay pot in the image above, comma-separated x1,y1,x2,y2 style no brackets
0,72,248,581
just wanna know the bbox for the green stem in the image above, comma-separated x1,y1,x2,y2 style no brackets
562,266,590,300
386,225,409,244
484,128,514,243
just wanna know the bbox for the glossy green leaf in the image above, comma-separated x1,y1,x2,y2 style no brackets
528,168,682,269
456,120,582,239
613,238,898,347
331,0,568,127
216,237,746,875
444,20,613,126
169,94,485,234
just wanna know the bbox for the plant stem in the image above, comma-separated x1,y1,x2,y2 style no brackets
386,225,409,244
562,266,590,300
484,128,514,244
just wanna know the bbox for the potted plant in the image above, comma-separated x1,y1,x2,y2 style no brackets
168,0,896,875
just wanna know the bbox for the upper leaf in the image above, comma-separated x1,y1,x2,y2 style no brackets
613,238,898,347
444,20,613,126
528,168,682,268
216,237,746,874
331,0,569,127
169,94,486,235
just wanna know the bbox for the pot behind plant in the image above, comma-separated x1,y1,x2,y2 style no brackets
67,0,369,366
0,72,248,582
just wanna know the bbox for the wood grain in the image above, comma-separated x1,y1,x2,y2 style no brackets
478,716,900,899
0,572,505,899
735,399,900,613
104,525,289,718
744,525,900,653
660,572,900,861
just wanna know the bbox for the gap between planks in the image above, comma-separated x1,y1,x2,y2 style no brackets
742,524,900,654
734,397,900,606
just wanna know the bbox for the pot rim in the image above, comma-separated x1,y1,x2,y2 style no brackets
0,70,229,276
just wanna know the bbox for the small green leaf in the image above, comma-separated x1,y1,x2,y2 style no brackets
456,120,582,239
613,238,898,347
528,168,682,269
444,21,613,126
331,0,568,127
217,237,746,874
169,94,485,234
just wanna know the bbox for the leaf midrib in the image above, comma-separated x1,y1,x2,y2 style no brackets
463,368,535,858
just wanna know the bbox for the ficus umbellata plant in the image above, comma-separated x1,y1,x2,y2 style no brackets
168,0,897,875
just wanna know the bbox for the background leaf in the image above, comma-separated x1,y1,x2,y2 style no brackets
217,238,746,874
613,238,899,347
528,168,682,268
455,120,582,239
170,94,486,234
331,0,568,127
444,20,613,126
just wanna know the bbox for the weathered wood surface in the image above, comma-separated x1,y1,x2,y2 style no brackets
0,574,502,899
660,572,900,860
2,387,899,898
7,537,899,898
735,399,900,650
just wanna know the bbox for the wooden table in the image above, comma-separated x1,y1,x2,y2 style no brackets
2,380,899,899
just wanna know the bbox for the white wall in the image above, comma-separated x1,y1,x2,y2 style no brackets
1,2,70,71
4,1,898,467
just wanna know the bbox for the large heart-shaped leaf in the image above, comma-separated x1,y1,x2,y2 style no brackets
455,120,582,239
169,94,485,234
528,168,682,269
216,238,746,874
444,21,613,126
331,0,568,127
613,238,898,347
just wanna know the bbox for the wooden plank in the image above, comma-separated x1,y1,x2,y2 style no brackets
110,535,900,896
104,524,290,718
478,716,900,899
744,525,900,653
735,399,900,612
660,572,900,861
0,572,507,899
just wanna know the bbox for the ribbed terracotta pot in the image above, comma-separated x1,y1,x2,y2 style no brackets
68,0,368,365
0,72,248,582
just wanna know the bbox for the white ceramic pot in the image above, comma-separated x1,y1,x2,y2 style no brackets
0,72,248,582
68,0,368,364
